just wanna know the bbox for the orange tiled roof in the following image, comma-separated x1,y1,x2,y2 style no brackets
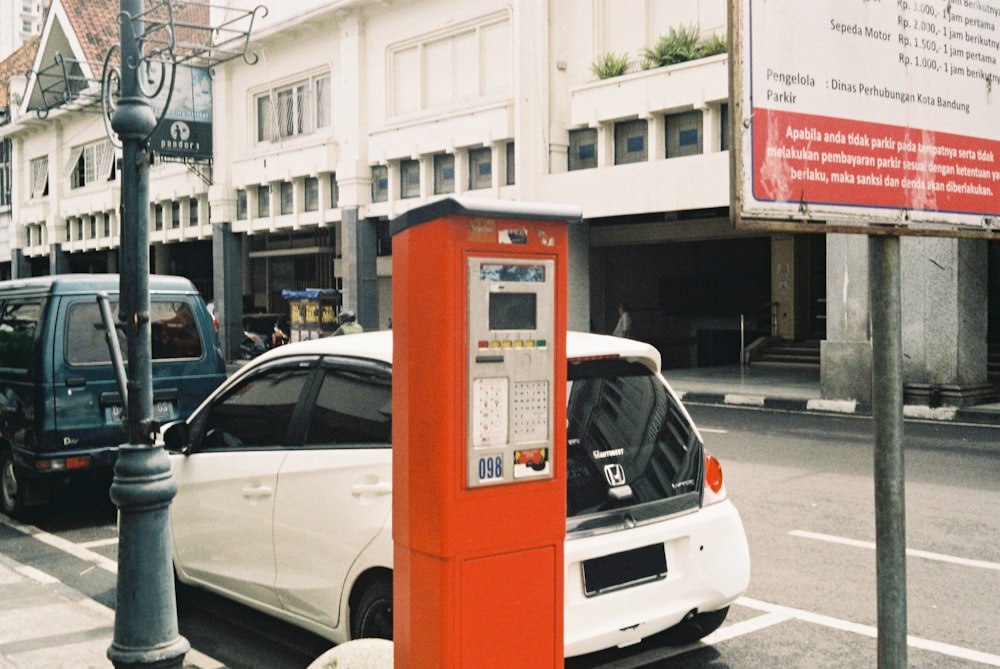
61,0,119,67
0,36,41,107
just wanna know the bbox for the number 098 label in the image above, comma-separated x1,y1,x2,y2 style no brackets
477,454,504,483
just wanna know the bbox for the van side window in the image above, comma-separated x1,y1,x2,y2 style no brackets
67,299,205,365
0,300,41,371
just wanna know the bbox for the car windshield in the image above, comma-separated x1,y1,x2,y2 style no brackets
565,358,703,536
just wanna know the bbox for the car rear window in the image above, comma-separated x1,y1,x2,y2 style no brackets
67,299,204,364
566,358,703,536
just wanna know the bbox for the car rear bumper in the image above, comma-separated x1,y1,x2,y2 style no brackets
563,498,750,658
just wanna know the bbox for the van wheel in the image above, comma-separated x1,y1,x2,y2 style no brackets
351,576,393,640
1,449,25,518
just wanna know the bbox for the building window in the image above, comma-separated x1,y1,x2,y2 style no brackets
305,177,319,212
720,103,731,152
170,201,180,228
329,174,339,208
104,213,111,237
505,141,515,185
371,165,388,202
154,204,164,231
257,184,270,218
30,156,48,198
280,181,294,215
315,76,331,129
0,139,10,208
89,216,97,238
433,153,454,194
67,140,114,189
236,189,247,220
389,12,512,117
400,159,420,199
255,72,331,143
189,198,199,226
614,119,647,165
468,147,492,190
666,110,703,158
568,129,597,171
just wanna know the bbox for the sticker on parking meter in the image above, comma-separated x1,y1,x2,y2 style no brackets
472,377,508,447
513,448,550,479
477,453,504,483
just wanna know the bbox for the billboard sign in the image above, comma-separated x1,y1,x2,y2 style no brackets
732,0,1000,234
149,65,212,160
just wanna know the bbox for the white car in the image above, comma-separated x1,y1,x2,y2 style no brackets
164,330,750,658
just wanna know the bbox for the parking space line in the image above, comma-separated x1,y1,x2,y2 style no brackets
78,537,119,549
0,516,118,575
702,610,792,643
790,529,1000,571
738,597,1000,667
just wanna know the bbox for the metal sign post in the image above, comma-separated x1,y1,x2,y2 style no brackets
729,1,1000,665
869,236,907,668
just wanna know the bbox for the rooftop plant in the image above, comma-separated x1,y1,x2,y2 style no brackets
590,51,631,79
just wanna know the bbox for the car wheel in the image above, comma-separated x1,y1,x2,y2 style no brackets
660,607,730,646
351,576,393,640
1,449,25,518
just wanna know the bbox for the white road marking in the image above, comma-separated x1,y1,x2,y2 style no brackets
790,529,1000,572
78,537,119,549
0,515,118,575
698,427,729,434
737,596,1000,667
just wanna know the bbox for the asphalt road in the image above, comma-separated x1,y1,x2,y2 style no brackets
2,405,998,668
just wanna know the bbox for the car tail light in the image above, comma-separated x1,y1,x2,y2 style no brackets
703,453,726,505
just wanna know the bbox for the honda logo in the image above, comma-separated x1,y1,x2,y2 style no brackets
603,463,626,487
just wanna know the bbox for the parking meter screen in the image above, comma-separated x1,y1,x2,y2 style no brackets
489,292,536,331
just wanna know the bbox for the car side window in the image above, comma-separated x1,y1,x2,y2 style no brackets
303,364,391,446
202,365,313,449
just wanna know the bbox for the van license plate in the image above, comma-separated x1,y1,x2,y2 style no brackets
106,401,174,423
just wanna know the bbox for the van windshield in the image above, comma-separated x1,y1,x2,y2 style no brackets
565,358,703,535
67,299,204,364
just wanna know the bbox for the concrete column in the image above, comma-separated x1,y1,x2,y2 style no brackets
341,207,378,330
821,233,872,401
900,237,991,406
48,242,69,274
568,221,590,332
212,222,243,362
772,235,796,339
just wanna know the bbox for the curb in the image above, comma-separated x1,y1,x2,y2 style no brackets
678,391,1000,426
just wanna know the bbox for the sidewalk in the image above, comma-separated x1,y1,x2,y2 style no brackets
0,552,224,669
2,362,996,669
665,362,1000,425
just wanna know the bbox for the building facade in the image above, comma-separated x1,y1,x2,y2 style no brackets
2,0,998,405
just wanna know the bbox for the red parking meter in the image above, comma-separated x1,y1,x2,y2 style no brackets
391,197,579,668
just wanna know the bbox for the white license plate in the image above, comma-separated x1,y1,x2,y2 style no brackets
106,400,174,423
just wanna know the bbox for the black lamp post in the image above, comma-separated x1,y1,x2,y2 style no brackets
98,2,263,666
105,2,188,667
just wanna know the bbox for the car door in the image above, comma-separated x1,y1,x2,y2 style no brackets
272,357,393,630
170,357,318,610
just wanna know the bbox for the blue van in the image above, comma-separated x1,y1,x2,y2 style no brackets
0,274,226,517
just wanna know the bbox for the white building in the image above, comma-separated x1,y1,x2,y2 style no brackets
0,0,49,62
2,0,998,405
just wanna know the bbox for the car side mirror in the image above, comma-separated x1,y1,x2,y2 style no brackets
162,420,190,454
